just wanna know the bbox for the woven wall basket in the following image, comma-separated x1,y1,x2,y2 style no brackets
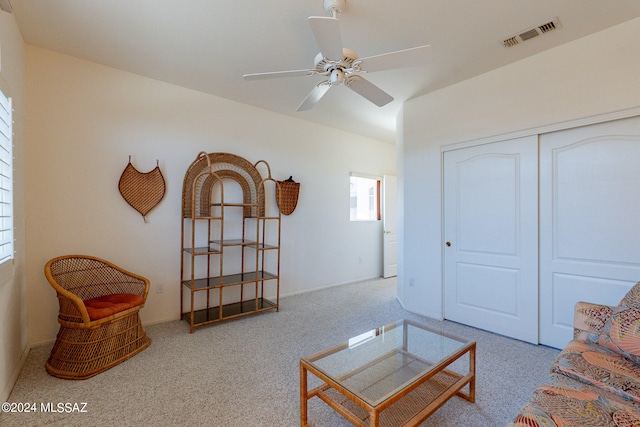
118,159,166,222
276,179,300,215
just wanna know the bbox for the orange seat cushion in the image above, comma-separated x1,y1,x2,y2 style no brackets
83,293,144,320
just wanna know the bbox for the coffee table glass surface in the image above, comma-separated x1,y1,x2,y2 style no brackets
300,319,476,426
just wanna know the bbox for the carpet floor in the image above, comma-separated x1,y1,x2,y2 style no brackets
2,277,558,426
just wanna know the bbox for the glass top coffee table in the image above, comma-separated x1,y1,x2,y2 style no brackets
300,319,476,426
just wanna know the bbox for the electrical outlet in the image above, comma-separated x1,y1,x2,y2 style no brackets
358,256,362,264
156,283,164,294
409,278,415,287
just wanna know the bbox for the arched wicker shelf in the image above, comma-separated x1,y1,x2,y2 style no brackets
180,152,281,332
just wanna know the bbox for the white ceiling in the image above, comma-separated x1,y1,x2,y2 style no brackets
10,0,640,143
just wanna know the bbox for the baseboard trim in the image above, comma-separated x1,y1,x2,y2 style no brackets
1,344,30,402
278,276,384,299
143,317,180,327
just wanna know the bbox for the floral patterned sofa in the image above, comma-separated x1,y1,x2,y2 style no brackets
509,283,640,427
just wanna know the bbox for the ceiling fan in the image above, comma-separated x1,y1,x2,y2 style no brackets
242,0,433,111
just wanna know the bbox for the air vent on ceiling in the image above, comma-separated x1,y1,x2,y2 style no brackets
503,17,561,48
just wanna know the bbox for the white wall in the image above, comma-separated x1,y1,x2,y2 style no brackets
25,46,396,345
399,17,640,318
0,11,27,401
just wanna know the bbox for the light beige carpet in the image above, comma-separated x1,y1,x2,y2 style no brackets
2,277,558,426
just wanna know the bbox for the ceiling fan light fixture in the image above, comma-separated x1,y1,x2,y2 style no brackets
329,68,346,85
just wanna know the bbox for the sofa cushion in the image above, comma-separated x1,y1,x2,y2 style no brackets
600,282,640,365
509,372,640,427
84,293,144,320
553,340,640,404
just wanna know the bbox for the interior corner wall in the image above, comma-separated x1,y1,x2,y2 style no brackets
398,17,640,318
24,46,396,346
0,12,27,402
395,109,405,305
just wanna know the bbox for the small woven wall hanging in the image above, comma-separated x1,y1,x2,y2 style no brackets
276,176,300,215
118,157,166,222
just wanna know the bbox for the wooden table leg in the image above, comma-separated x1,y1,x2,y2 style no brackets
300,362,309,426
370,408,379,427
469,343,476,403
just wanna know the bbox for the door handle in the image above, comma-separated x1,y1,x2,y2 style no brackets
445,242,451,247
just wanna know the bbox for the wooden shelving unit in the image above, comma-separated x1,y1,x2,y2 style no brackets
180,152,281,332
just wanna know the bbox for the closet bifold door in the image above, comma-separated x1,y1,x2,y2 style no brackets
443,135,539,344
539,115,640,349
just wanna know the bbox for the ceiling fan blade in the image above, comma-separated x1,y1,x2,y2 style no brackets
308,16,344,61
243,69,316,81
345,76,394,107
358,45,433,73
297,82,332,111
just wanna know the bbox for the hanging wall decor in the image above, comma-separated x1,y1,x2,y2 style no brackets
276,176,300,215
118,156,166,222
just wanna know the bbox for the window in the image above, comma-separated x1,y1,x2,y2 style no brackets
0,87,12,270
350,174,380,221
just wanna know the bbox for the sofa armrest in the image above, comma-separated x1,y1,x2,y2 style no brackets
54,289,92,325
573,301,614,343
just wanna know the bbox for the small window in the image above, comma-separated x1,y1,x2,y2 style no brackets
350,174,380,221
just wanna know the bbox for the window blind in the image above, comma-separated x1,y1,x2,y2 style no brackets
0,89,13,265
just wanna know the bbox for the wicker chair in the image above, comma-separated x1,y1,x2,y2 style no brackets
44,255,151,379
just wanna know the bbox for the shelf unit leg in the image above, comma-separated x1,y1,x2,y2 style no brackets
218,286,223,320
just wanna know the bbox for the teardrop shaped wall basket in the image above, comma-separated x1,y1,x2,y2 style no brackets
118,157,166,222
276,177,300,215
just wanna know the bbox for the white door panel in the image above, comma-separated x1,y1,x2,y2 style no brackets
540,116,640,348
456,263,520,315
444,136,539,344
456,155,518,256
383,175,398,278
